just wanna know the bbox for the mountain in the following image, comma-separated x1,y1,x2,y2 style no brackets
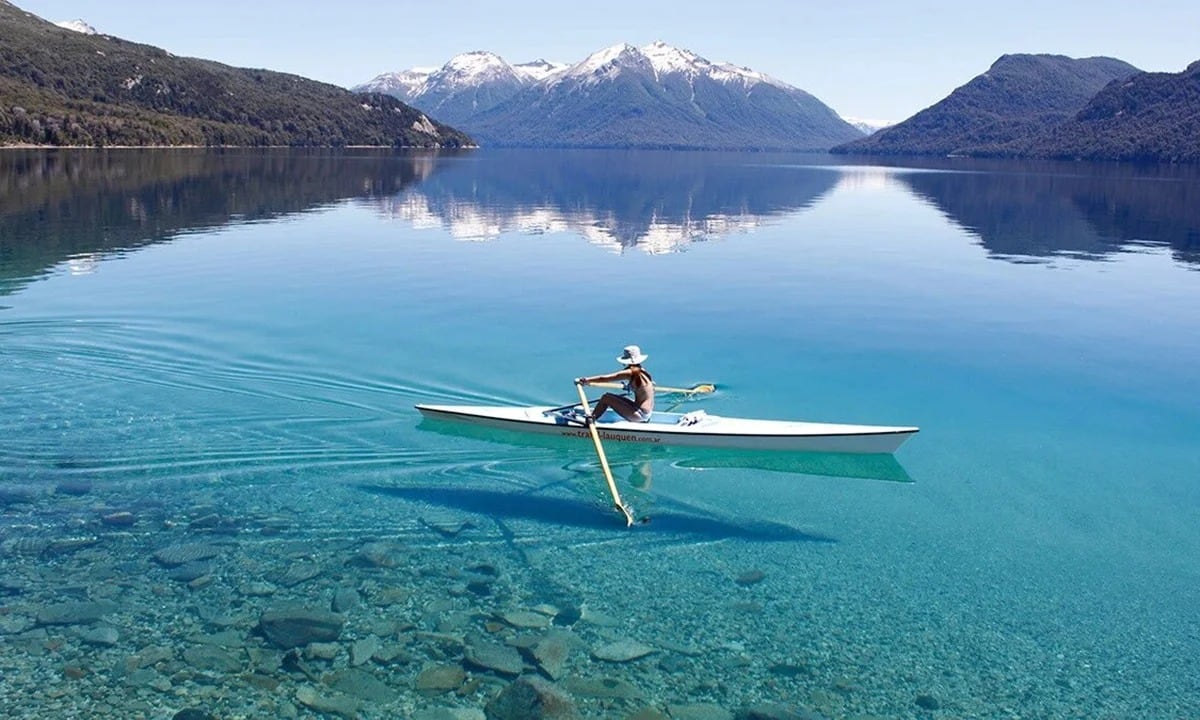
353,51,567,129
354,68,435,99
845,117,891,135
832,54,1140,156
0,1,472,147
1014,60,1200,162
359,42,861,151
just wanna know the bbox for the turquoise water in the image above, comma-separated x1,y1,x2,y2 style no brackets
2,148,1199,719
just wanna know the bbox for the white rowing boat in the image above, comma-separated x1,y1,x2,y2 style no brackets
415,404,918,454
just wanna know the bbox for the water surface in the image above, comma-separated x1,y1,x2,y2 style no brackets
1,148,1198,719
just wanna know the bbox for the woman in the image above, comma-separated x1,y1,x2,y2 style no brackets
577,345,655,423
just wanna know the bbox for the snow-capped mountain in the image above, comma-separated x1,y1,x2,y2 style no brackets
355,68,434,98
55,19,97,34
845,117,891,136
356,42,860,151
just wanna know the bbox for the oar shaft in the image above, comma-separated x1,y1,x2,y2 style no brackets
590,381,715,395
575,382,633,527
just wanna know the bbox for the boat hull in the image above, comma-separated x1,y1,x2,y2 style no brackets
415,404,917,454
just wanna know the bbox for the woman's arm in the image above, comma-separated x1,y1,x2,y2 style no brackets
578,368,631,385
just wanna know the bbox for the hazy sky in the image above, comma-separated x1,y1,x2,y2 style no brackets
18,0,1200,123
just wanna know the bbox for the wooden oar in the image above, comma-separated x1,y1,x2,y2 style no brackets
589,381,716,395
575,381,635,527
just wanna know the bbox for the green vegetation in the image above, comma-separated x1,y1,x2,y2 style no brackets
0,1,473,147
1013,61,1200,162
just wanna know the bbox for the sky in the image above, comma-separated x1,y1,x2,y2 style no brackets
17,0,1200,124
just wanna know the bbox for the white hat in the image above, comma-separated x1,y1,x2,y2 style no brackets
617,345,648,365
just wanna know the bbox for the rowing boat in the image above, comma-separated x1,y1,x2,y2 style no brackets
415,404,918,454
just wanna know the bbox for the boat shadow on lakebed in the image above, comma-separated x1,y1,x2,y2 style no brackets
356,484,836,544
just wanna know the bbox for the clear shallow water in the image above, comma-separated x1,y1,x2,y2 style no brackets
1,148,1198,719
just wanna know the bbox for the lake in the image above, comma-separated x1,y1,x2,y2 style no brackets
1,148,1198,719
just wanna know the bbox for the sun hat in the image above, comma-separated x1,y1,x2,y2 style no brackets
617,345,648,365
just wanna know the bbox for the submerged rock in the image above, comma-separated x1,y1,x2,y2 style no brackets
591,639,656,662
295,685,359,720
532,633,573,680
332,586,360,612
77,625,120,646
668,704,734,720
272,561,323,588
484,676,579,720
167,561,212,583
351,635,380,666
735,705,828,720
153,543,227,567
561,676,642,700
259,607,344,649
500,610,551,629
183,646,242,674
735,569,766,586
326,667,399,703
415,663,466,692
465,641,524,676
36,601,118,626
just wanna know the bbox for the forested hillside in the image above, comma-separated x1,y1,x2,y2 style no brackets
0,1,472,147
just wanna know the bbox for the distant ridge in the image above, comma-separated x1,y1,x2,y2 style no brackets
359,42,862,151
1015,60,1200,162
832,54,1140,157
0,1,472,147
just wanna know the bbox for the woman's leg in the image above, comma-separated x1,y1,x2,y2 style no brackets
591,393,640,421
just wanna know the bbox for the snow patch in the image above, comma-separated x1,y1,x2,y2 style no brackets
514,59,568,81
55,19,97,34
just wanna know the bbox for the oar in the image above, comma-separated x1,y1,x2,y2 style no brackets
589,381,716,395
575,381,635,527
